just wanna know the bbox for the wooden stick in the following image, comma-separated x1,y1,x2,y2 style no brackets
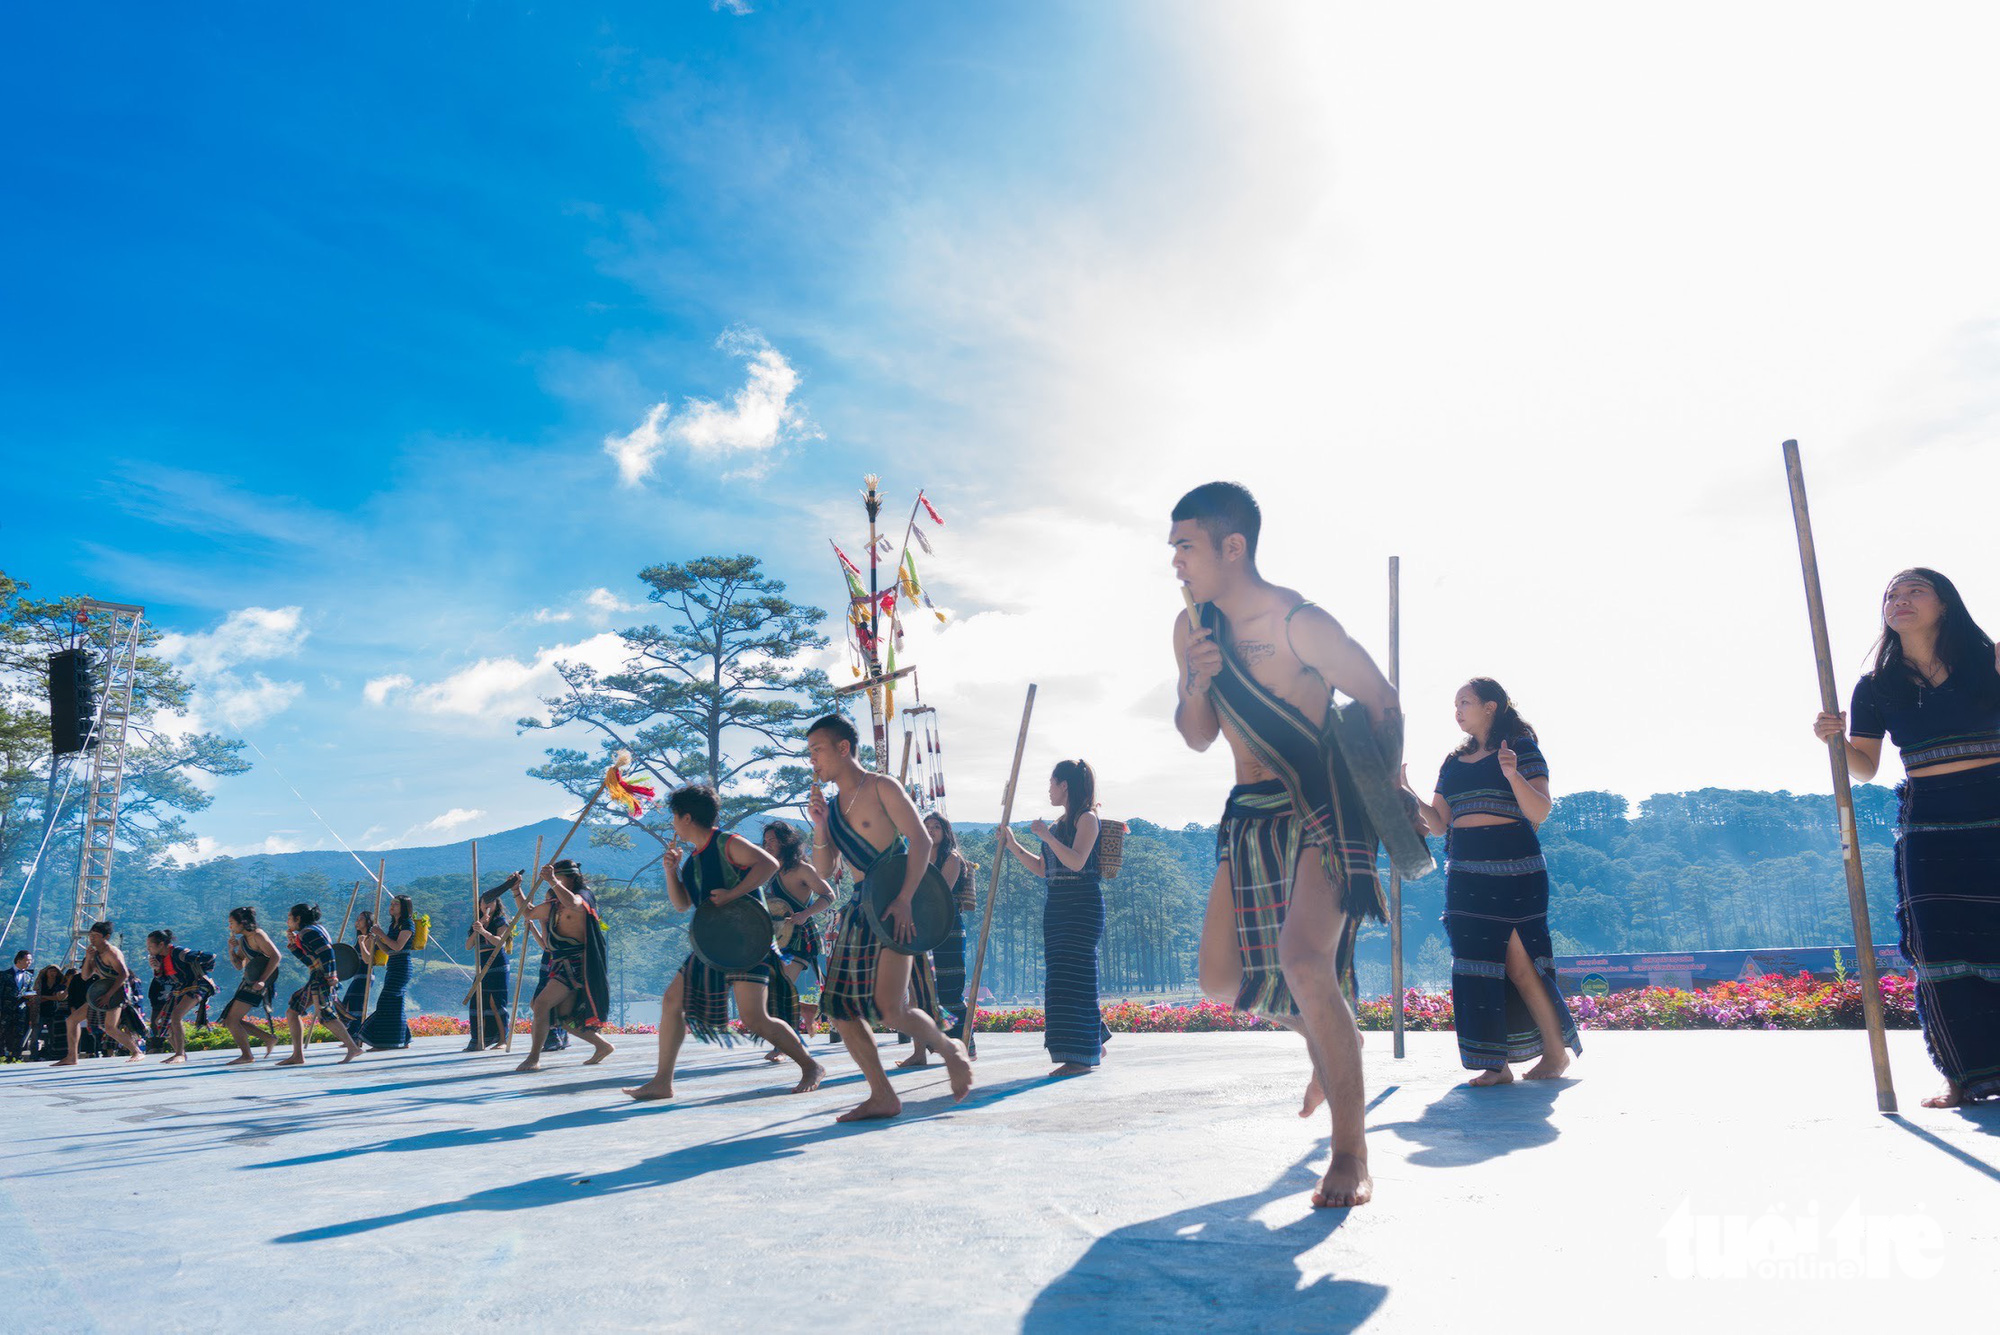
356,858,385,1037
468,840,481,1051
504,835,546,1052
335,880,363,942
962,684,1037,1059
460,871,522,1006
1388,555,1406,1060
898,731,915,786
1782,438,1897,1114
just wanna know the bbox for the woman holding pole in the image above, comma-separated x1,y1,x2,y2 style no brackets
1411,679,1580,1086
358,895,416,1049
999,759,1109,1076
1814,568,2000,1108
465,877,516,1049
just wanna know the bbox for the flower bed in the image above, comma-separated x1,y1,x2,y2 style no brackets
969,973,1919,1034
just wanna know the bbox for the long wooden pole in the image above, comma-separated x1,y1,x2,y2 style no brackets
1388,555,1406,1060
1782,438,1897,1114
356,858,385,1037
335,880,362,942
503,835,546,1052
962,684,1037,1059
468,840,482,1051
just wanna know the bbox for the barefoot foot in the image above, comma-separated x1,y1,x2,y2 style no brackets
583,1041,615,1066
225,1054,256,1067
1523,1053,1571,1080
941,1039,974,1103
791,1060,825,1094
163,1054,185,1065
1050,1062,1094,1077
1311,1152,1373,1208
1299,1073,1326,1119
513,1057,541,1073
622,1078,674,1102
275,1055,305,1066
1921,1082,1965,1110
895,1052,929,1070
1467,1066,1514,1087
340,1044,362,1064
836,1092,903,1122
764,1049,785,1064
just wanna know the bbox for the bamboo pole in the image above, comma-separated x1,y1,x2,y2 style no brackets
355,858,385,1037
1782,439,1897,1114
898,731,915,786
1388,556,1406,1060
335,880,362,942
468,840,482,1051
503,835,546,1052
962,684,1037,1059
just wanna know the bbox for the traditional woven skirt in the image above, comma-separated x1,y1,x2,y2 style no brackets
1443,822,1581,1070
1217,781,1304,1019
1043,875,1108,1066
468,948,510,1045
1898,763,2000,1101
821,897,941,1028
678,952,770,1045
360,951,413,1048
932,912,968,1032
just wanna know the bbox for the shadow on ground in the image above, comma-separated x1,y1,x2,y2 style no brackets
270,1076,1047,1243
1368,1077,1568,1167
1021,1146,1387,1333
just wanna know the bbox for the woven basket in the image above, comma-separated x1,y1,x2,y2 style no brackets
1098,819,1128,880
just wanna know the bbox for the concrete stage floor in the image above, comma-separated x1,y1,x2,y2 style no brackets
2,1029,1993,1332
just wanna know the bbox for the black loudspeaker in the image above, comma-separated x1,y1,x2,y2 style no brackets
48,649,98,755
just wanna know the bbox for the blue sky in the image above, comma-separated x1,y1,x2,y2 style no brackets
6,4,2000,858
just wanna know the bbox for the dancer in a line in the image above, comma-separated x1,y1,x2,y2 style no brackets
623,786,823,1101
925,814,976,1041
339,910,374,1030
1816,567,2000,1108
1000,761,1111,1075
807,714,972,1120
31,964,68,1061
277,903,362,1065
60,921,145,1064
223,907,282,1063
465,875,517,1049
760,821,836,1058
357,896,416,1049
144,930,218,1065
1170,481,1398,1208
512,860,614,1072
1412,679,1580,1085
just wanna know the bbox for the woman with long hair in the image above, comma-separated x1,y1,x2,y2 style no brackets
278,902,362,1065
1000,759,1110,1076
1816,568,2000,1108
926,813,976,1041
32,963,68,1061
358,894,416,1049
760,821,836,1052
1413,678,1580,1086
221,907,281,1065
144,929,216,1064
465,876,517,1049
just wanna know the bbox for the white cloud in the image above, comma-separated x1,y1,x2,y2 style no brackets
532,607,575,623
363,673,413,706
184,832,307,860
370,633,629,722
156,605,310,732
603,328,814,485
157,606,307,674
585,587,638,618
713,0,752,15
421,807,486,833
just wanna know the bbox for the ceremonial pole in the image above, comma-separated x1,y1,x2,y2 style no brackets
865,475,889,774
357,858,386,1037
503,834,546,1052
962,684,1037,1059
468,840,482,1051
1388,556,1406,1060
1782,439,1897,1114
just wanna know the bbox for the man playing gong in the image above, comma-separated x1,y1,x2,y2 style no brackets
623,784,823,1102
1171,481,1404,1209
807,714,972,1120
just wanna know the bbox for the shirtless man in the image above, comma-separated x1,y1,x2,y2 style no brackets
513,859,616,1072
806,714,973,1120
1170,481,1402,1209
60,921,145,1063
622,785,824,1101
